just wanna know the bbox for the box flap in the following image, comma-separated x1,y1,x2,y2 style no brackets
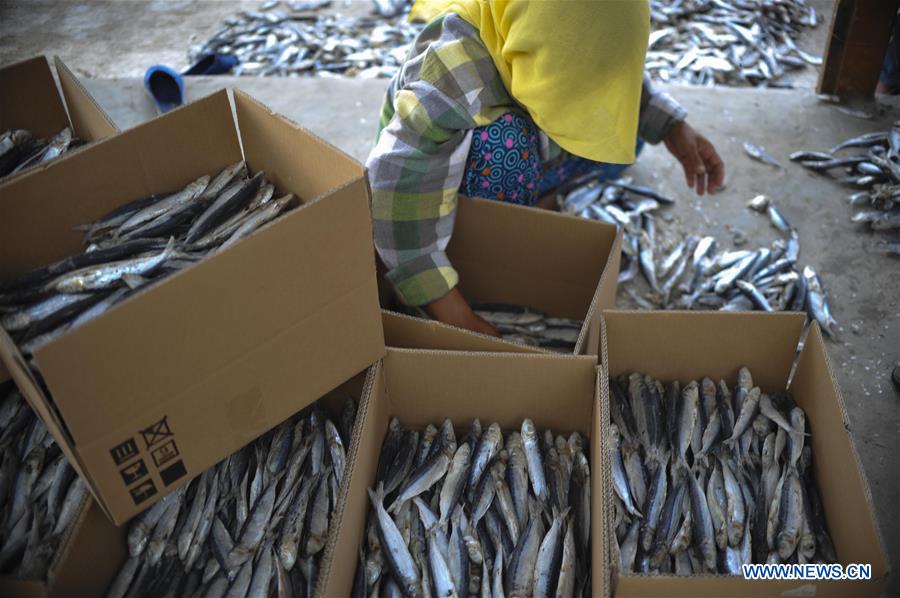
381,309,543,353
602,310,806,387
791,323,889,581
54,56,118,141
320,360,387,598
0,91,240,276
0,55,69,137
594,365,612,598
232,89,363,197
383,348,596,430
581,226,623,356
449,197,618,323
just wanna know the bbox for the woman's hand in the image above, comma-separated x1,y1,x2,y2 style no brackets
663,121,725,196
425,288,500,337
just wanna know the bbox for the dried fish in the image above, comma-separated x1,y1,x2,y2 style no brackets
107,398,355,596
613,368,835,576
646,0,819,88
357,417,591,596
0,388,87,581
190,2,419,79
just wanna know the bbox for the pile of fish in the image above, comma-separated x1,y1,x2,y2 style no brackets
646,0,821,87
560,176,838,336
0,162,297,356
356,417,592,597
107,399,356,598
792,126,900,255
0,387,88,580
610,368,836,576
471,303,583,352
0,128,79,179
189,1,420,78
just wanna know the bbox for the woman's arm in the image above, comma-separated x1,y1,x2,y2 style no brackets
638,74,724,195
367,15,508,333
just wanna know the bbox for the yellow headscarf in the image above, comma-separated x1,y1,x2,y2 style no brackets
410,0,649,164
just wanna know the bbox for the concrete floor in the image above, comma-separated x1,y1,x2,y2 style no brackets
2,0,898,592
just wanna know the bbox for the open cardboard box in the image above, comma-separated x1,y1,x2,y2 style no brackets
601,310,889,597
15,373,374,597
0,89,385,524
381,196,622,357
0,55,118,384
320,348,608,597
0,55,118,172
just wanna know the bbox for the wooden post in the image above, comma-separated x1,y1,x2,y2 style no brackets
818,0,900,97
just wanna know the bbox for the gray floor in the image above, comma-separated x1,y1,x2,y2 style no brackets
2,0,898,592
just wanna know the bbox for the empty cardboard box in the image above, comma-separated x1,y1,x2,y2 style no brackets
381,196,622,357
0,89,384,524
601,310,889,597
320,348,607,597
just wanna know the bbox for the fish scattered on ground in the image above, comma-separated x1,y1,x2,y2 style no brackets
189,0,419,79
744,142,782,168
107,397,355,597
792,124,900,251
0,387,88,580
0,128,80,179
645,0,820,88
356,417,591,597
0,162,299,358
556,175,837,336
610,368,836,575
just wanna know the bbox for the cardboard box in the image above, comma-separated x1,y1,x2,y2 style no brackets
601,310,889,597
382,196,622,357
0,89,385,524
381,309,543,354
320,348,608,597
0,55,118,384
0,55,118,178
20,376,375,597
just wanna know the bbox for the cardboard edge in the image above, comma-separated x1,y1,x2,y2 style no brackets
53,56,119,139
793,322,891,581
381,309,547,354
382,346,594,362
314,364,379,597
575,224,623,356
599,315,618,596
595,363,612,598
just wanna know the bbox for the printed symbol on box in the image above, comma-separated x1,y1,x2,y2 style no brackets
119,458,149,486
129,479,157,505
159,460,187,486
151,440,180,468
140,416,173,449
110,437,139,466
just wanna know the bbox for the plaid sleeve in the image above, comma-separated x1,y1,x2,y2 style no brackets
638,73,688,144
367,14,510,306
